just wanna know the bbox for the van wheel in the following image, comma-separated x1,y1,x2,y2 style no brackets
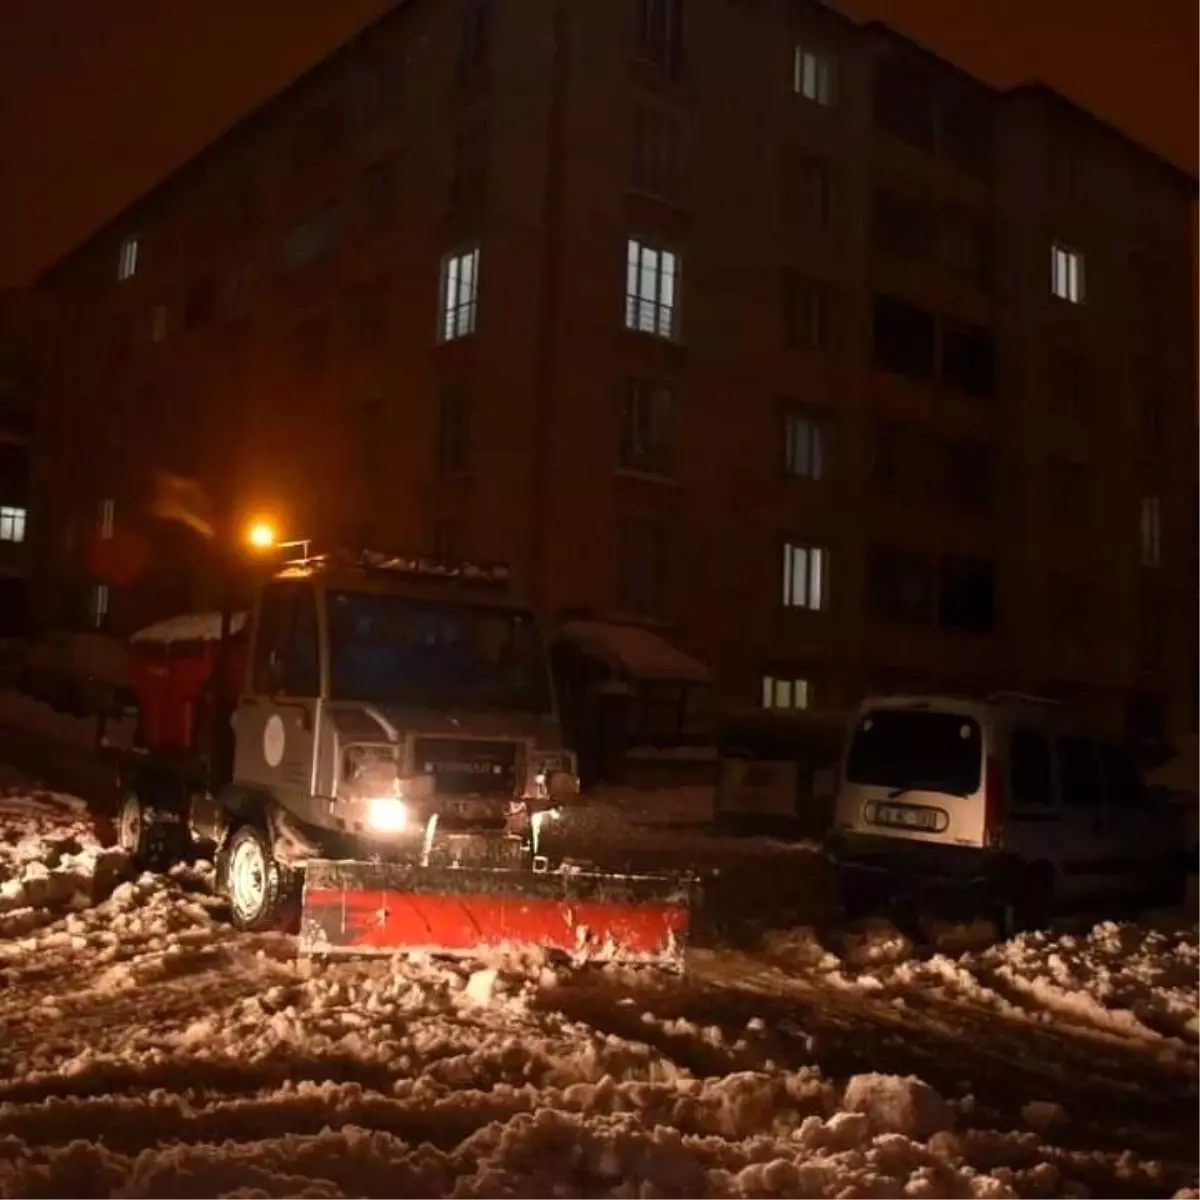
220,824,292,933
999,863,1054,937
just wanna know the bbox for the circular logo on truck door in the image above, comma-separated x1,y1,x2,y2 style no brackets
263,714,286,768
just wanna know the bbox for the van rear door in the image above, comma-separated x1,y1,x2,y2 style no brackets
839,706,989,847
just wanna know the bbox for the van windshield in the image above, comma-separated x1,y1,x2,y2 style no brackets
845,709,983,796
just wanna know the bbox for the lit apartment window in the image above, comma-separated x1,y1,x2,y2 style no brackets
1140,496,1162,568
117,235,139,282
783,410,825,480
0,506,26,543
90,584,109,629
98,498,115,540
625,238,681,340
437,247,480,342
1051,242,1084,303
793,45,837,106
782,541,827,611
150,304,169,344
762,675,810,711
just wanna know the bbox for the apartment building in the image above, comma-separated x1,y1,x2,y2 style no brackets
31,0,1198,739
0,288,46,635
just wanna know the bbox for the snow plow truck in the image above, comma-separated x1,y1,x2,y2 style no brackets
115,539,694,966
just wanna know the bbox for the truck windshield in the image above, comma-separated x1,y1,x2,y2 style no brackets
326,590,553,713
845,709,983,796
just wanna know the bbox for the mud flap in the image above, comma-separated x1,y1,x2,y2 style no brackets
298,859,696,969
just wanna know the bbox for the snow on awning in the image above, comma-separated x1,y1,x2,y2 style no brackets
558,619,710,684
1145,735,1198,795
130,610,248,645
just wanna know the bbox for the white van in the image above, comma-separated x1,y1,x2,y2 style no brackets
828,692,1190,930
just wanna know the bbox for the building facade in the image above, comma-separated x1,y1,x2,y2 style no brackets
32,0,1198,739
0,288,45,635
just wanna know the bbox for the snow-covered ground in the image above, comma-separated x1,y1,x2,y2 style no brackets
0,790,1196,1198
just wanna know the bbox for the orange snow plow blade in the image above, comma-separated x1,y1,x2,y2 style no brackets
298,859,696,968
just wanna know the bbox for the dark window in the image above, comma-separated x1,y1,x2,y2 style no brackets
1100,740,1143,809
183,274,217,330
363,155,399,230
458,0,493,83
783,408,826,480
941,319,996,399
1056,735,1101,808
618,515,670,618
346,275,390,352
870,422,929,502
292,102,344,176
785,157,836,231
941,438,995,515
784,273,833,352
253,583,321,696
873,54,937,152
1134,354,1166,453
1047,457,1091,527
1009,728,1055,807
436,387,471,476
940,87,994,177
871,188,935,260
846,708,983,795
632,104,681,199
1048,346,1089,423
1136,584,1166,671
619,379,674,477
450,118,489,211
867,544,934,624
284,206,340,269
1047,570,1094,651
635,0,684,77
290,312,332,375
940,213,993,288
872,294,934,379
937,554,995,633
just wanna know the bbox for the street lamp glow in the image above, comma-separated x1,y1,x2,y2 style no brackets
246,521,276,550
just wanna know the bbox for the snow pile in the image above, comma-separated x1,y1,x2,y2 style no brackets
0,686,136,750
0,854,1194,1198
0,790,130,937
547,795,819,869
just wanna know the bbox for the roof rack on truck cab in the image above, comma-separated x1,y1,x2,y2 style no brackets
984,690,1063,707
274,546,512,589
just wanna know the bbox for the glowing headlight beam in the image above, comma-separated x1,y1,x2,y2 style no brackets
366,796,409,833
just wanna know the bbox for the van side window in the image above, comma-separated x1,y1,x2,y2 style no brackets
1009,728,1054,806
1056,735,1101,807
1099,740,1143,808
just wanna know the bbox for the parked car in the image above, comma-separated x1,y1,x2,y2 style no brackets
828,691,1190,932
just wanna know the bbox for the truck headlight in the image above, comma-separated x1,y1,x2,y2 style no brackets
366,796,409,833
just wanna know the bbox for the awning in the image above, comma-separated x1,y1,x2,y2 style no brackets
1145,735,1198,795
558,619,710,685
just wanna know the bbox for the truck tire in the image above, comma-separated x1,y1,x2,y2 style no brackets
998,861,1055,937
221,824,292,933
116,791,152,863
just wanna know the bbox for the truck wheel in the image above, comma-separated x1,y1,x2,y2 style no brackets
223,824,290,932
116,792,152,862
